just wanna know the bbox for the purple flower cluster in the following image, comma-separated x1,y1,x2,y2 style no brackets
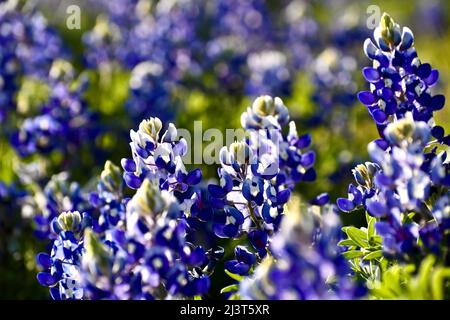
121,117,202,192
36,210,91,300
80,179,211,299
358,13,445,134
339,14,450,263
208,96,317,275
36,118,216,299
0,1,67,129
29,172,91,241
11,72,95,158
339,118,450,260
239,204,366,299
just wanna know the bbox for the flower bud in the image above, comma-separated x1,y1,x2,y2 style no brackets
352,162,379,188
138,117,162,141
100,160,122,193
229,141,253,165
52,210,82,234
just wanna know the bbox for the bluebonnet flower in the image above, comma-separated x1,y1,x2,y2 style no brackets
36,210,91,300
340,117,450,261
80,179,211,299
19,172,91,241
239,204,366,299
89,161,128,233
11,64,95,158
337,162,380,212
224,245,257,276
358,13,445,133
208,96,317,278
339,15,450,264
121,117,202,191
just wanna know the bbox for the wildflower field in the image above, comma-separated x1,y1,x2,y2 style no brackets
1,0,450,300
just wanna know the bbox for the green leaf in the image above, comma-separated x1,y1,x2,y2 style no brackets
345,227,369,248
417,255,435,295
194,295,202,300
372,235,383,245
220,284,239,294
343,250,364,259
224,269,244,282
363,250,383,261
367,216,375,239
431,267,450,300
338,239,356,247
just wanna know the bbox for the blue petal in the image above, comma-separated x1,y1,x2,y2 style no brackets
124,172,142,189
50,287,62,300
36,253,52,270
248,230,268,251
235,246,256,265
310,193,329,206
367,201,387,217
186,169,202,185
424,70,439,86
226,206,244,225
224,260,250,276
431,126,444,139
37,272,57,286
121,158,136,172
358,91,377,105
295,134,311,149
303,168,316,182
372,109,387,124
300,151,315,168
400,27,414,51
208,184,226,198
430,95,445,111
362,67,380,82
222,224,240,238
363,39,378,59
276,189,291,205
417,63,431,79
337,198,355,212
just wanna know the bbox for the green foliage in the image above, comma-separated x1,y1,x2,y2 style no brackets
370,256,450,300
0,139,18,184
340,213,385,282
84,66,131,117
220,284,239,294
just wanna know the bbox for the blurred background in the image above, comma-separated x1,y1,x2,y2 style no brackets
0,0,449,299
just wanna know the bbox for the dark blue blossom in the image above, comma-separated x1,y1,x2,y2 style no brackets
358,13,445,132
121,117,202,191
36,210,91,300
240,205,366,299
224,246,257,276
